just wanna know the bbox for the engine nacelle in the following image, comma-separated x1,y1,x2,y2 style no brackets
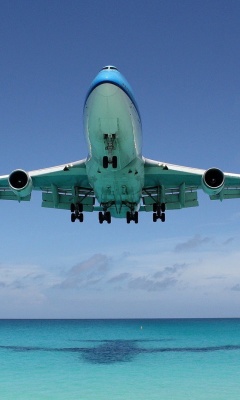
8,169,33,198
202,167,225,195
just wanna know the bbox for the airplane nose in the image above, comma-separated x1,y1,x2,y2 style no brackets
95,83,118,97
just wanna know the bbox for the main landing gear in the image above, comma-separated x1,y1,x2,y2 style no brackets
99,211,111,224
70,203,84,223
153,203,165,222
126,211,138,224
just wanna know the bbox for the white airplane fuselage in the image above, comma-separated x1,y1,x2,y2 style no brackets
83,67,144,218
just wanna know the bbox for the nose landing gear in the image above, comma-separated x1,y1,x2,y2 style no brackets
103,156,118,169
103,133,118,169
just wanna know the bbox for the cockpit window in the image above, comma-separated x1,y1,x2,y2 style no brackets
102,66,118,71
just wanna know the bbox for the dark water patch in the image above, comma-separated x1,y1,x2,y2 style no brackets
80,340,140,364
69,339,173,343
1,341,240,365
147,345,240,353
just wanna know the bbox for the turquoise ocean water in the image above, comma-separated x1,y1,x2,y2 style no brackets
0,319,240,399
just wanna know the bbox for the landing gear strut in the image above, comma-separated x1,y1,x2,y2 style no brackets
70,203,84,223
99,211,111,224
153,203,165,222
103,133,117,168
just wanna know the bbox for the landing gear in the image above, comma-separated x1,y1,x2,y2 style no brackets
102,156,118,169
153,212,165,222
102,133,118,169
103,156,109,169
112,156,117,169
70,203,84,223
99,211,111,224
153,203,166,222
126,211,138,224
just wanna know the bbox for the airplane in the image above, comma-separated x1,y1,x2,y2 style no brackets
1,65,240,224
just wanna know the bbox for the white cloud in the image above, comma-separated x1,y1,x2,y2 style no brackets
54,254,111,290
1,232,240,318
128,276,177,291
174,234,212,252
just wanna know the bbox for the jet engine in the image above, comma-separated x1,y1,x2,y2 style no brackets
202,168,225,195
8,169,33,198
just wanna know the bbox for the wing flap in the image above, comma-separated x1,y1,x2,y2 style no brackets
0,190,31,202
142,187,198,211
210,187,240,201
42,188,95,211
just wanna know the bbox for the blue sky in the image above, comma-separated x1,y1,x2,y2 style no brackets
1,0,240,318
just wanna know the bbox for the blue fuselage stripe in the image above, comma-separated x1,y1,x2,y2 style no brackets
84,71,141,121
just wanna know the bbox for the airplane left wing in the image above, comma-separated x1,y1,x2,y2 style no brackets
142,157,240,211
0,159,95,212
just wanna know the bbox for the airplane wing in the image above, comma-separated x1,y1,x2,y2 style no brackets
1,155,240,217
142,157,240,211
0,159,95,212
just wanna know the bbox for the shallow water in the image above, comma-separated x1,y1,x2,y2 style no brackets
0,319,240,399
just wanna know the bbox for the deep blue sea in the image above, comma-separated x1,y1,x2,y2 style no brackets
0,319,240,399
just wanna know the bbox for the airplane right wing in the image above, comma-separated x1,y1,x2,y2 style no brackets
142,157,240,212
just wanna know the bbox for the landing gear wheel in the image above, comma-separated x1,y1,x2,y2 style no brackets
99,211,111,224
106,211,111,224
112,156,117,169
71,213,76,222
77,203,83,213
152,203,166,222
99,211,104,224
103,156,109,169
70,203,84,223
126,211,138,224
153,203,166,213
134,211,138,224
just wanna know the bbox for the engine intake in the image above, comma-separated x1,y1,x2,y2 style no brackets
8,169,33,198
202,168,225,195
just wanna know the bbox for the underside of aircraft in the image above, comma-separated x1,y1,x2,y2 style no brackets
1,66,240,224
